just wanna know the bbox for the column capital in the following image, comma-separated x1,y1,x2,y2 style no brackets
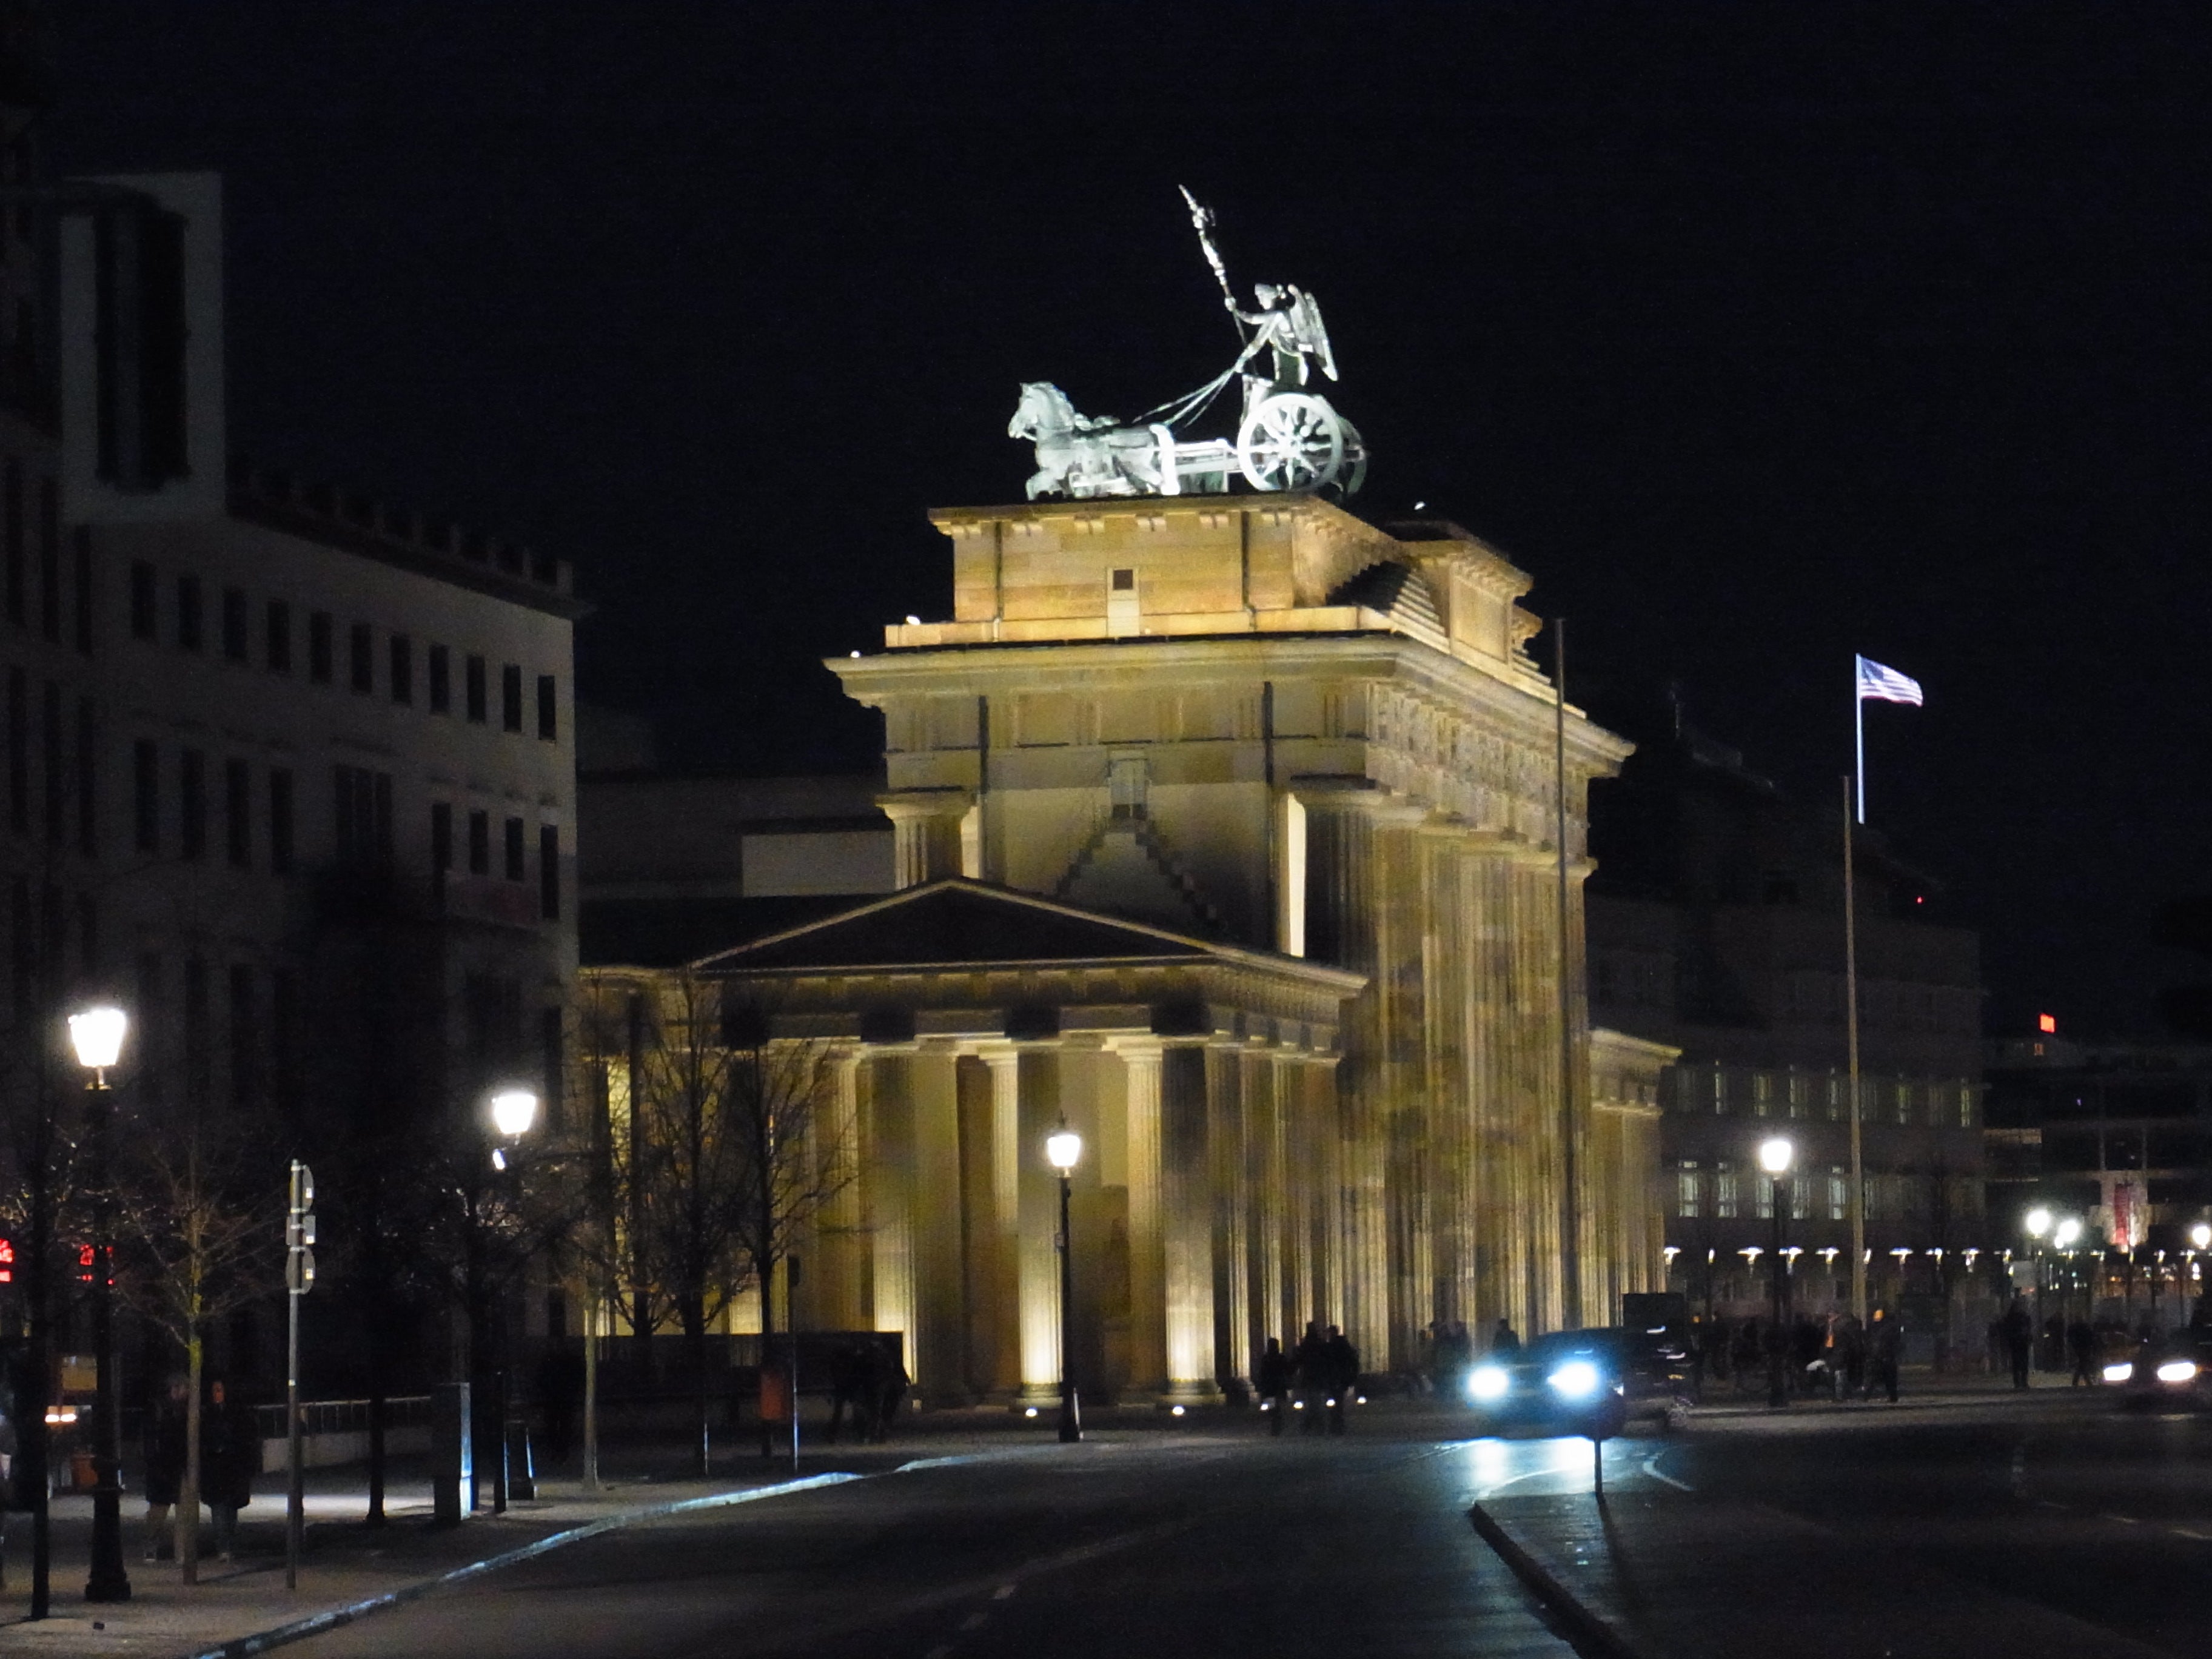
877,788,974,824
1285,776,1430,828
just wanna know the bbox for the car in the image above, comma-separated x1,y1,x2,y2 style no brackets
1462,1326,1693,1435
2108,1326,2212,1409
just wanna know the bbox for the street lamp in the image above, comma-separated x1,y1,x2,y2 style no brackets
69,1005,130,1604
1758,1136,1794,1409
476,1087,537,1513
1045,1123,1082,1444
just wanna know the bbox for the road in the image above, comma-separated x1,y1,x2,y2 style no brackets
281,1390,2212,1659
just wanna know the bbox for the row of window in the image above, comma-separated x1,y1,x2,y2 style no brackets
127,746,560,919
126,562,559,740
1672,1066,1978,1129
1,462,91,657
4,668,95,854
1675,1162,1983,1224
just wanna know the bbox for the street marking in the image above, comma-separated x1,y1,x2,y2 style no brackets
1638,1452,1695,1492
992,1584,1017,1600
2036,1499,2068,1509
2170,1527,2212,1540
2105,1514,2140,1526
960,1612,989,1631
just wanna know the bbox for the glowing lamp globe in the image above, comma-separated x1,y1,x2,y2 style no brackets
1045,1128,1082,1172
69,1006,127,1071
2025,1207,2052,1239
2194,1222,2212,1252
489,1088,539,1140
2053,1218,2082,1249
1757,1136,1794,1176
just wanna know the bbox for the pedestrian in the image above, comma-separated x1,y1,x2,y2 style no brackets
1489,1317,1521,1358
201,1378,258,1563
1292,1321,1329,1435
142,1373,189,1561
1322,1324,1360,1435
1445,1321,1475,1396
1840,1314,1866,1401
2067,1318,2098,1387
2001,1295,2034,1390
1868,1307,1902,1403
1256,1337,1294,1435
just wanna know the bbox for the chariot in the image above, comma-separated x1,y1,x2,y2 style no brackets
1011,191,1368,501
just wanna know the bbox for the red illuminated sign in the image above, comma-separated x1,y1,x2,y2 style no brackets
2037,1013,2057,1034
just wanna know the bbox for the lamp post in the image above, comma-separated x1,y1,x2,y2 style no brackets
2025,1206,2052,1369
1045,1123,1082,1444
2052,1217,2082,1329
478,1088,538,1514
69,1005,130,1605
2192,1222,2211,1322
1758,1136,1794,1409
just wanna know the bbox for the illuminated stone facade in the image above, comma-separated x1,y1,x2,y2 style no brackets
831,496,1661,1379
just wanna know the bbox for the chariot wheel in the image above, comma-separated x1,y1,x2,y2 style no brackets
1238,392,1346,492
1333,416,1369,498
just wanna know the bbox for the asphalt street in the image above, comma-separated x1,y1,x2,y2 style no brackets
273,1391,2212,1659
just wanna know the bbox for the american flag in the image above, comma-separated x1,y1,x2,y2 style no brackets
1855,655,1923,706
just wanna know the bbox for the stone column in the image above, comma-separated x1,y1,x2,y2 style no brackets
1017,1049,1064,1403
910,1048,967,1403
878,789,972,889
812,1048,866,1333
865,1054,916,1368
1245,1048,1285,1355
1117,1042,1168,1397
1162,1044,1218,1400
1207,1045,1251,1389
981,1047,1023,1395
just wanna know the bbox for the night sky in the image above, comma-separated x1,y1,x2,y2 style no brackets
52,3,2212,1040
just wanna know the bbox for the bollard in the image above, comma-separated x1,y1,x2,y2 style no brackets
506,1419,535,1502
432,1382,472,1526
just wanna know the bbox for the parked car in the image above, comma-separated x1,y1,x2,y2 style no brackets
2108,1326,2212,1409
1463,1326,1693,1434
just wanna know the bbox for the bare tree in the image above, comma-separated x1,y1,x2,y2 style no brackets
116,1114,281,1581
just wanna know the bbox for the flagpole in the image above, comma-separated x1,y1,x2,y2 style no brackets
1843,774,1866,1323
1854,656,1867,824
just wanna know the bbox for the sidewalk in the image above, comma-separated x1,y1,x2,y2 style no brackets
1469,1489,2176,1659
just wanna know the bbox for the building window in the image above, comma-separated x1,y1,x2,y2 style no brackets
1959,1084,1976,1128
131,561,157,641
41,681,59,843
266,600,291,672
389,634,413,705
73,532,92,655
431,801,452,898
1826,1073,1844,1122
501,665,523,733
1755,1173,1775,1220
1677,1159,1701,1219
180,748,206,860
1711,1067,1728,1114
76,696,94,857
1752,1072,1773,1118
539,823,559,918
229,963,256,1107
1715,1161,1741,1220
183,955,209,1105
225,758,250,868
309,611,333,683
503,815,525,881
36,478,56,642
1895,1081,1912,1125
133,739,157,853
269,767,293,874
537,674,557,742
5,666,22,835
428,645,451,714
332,765,394,870
1788,1071,1809,1119
468,808,489,875
222,586,248,662
3,459,19,625
465,655,487,723
1828,1168,1848,1222
176,574,202,652
349,622,374,694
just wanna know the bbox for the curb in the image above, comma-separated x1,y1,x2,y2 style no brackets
184,1471,862,1659
1466,1501,1646,1659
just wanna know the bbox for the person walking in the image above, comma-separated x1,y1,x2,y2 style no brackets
1256,1337,1294,1434
141,1373,189,1562
1868,1307,1902,1403
201,1378,258,1563
2068,1318,2099,1387
1840,1313,1867,1402
2002,1295,2034,1390
1490,1318,1521,1357
1322,1325,1359,1435
1292,1321,1329,1435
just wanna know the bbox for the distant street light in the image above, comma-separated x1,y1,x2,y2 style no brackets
69,1005,130,1604
475,1087,538,1513
1758,1137,1794,1409
1045,1124,1083,1444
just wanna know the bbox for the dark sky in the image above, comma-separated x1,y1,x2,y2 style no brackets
51,2,2212,1040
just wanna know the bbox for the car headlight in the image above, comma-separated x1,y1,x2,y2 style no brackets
2156,1359,2199,1384
2103,1361,2136,1384
1467,1365,1510,1403
1548,1359,1603,1401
